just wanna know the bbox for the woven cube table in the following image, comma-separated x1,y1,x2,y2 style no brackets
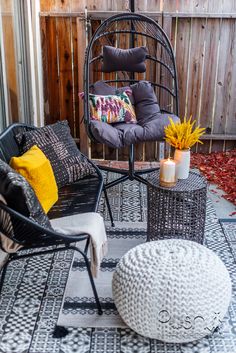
147,170,207,244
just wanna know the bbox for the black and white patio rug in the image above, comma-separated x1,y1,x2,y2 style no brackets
57,222,146,328
0,172,236,353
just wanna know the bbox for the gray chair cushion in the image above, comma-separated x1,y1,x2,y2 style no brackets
90,113,180,148
131,81,161,126
90,121,124,149
102,46,147,73
138,113,180,142
89,80,179,149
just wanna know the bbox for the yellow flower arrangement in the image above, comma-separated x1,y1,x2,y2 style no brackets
164,117,205,150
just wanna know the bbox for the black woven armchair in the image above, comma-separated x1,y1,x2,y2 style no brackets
0,123,112,315
83,13,179,189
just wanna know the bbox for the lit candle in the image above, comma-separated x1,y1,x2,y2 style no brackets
160,158,177,187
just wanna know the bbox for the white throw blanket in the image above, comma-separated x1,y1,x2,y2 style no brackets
50,213,107,278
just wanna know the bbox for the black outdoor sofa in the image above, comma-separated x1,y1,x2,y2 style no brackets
0,123,113,316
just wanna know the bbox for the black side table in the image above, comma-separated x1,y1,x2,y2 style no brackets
147,170,207,244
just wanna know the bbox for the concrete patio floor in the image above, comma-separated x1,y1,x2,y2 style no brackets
95,160,236,220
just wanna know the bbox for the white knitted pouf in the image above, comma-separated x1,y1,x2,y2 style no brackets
112,239,231,343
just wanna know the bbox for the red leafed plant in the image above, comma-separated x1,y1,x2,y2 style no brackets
191,149,236,207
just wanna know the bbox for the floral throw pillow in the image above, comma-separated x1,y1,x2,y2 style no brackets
82,91,136,124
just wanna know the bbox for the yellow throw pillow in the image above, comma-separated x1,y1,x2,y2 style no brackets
10,145,58,213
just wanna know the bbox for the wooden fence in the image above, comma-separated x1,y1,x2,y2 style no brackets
40,0,236,160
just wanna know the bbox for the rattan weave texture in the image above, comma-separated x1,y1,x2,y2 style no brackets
147,170,207,243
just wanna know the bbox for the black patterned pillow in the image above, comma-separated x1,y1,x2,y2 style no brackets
0,159,51,229
16,121,95,188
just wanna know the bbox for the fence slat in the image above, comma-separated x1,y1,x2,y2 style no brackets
57,17,75,134
40,0,53,12
226,20,236,134
214,19,235,134
199,18,221,133
163,0,208,13
175,18,191,119
90,20,104,160
70,0,86,12
145,14,163,162
207,0,236,13
137,0,162,11
40,16,49,121
52,0,70,12
225,140,236,151
44,17,60,124
87,0,113,10
76,18,89,155
72,18,80,138
185,18,206,121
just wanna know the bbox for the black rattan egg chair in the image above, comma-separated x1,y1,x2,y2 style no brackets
83,12,179,190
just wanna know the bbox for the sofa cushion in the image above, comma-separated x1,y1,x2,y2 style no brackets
0,159,51,229
15,121,95,188
10,145,58,214
131,81,161,126
102,46,147,73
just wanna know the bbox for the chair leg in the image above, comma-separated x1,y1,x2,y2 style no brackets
103,187,115,227
84,237,90,255
0,259,10,293
105,174,129,189
6,246,103,315
133,174,148,185
72,246,103,315
97,165,128,175
128,144,135,178
98,144,158,189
